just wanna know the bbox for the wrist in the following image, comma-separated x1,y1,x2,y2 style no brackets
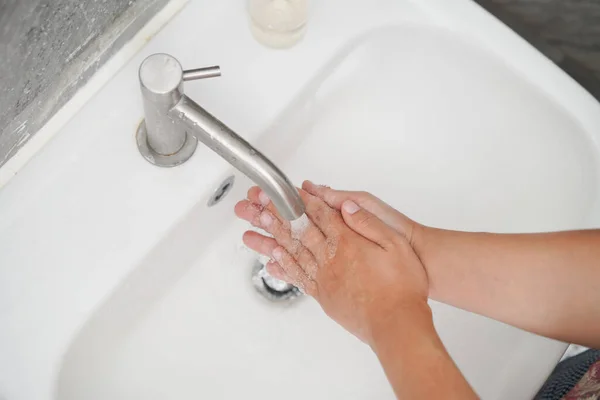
411,224,439,294
367,299,435,350
411,222,431,261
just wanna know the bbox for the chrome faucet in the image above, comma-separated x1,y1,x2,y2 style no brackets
136,53,305,220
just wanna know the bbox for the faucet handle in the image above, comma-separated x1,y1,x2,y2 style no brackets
182,66,221,81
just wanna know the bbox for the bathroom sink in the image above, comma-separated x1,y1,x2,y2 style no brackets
56,26,599,400
1,1,600,400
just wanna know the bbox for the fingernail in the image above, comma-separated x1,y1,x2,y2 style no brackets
342,200,360,215
272,247,283,262
260,212,273,227
258,190,271,206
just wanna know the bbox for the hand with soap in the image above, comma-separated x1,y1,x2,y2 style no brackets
235,181,428,342
235,180,600,400
234,180,478,400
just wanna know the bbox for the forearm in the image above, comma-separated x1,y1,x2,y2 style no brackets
370,303,478,400
415,227,600,347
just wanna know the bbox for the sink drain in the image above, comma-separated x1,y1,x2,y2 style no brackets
207,175,235,207
251,261,302,302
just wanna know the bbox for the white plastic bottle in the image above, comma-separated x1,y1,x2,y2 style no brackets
248,0,308,49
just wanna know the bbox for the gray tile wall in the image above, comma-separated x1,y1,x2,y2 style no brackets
0,0,168,169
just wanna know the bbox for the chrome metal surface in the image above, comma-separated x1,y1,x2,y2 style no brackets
172,96,304,220
137,53,305,220
136,120,198,167
139,53,187,156
183,66,221,81
207,175,235,206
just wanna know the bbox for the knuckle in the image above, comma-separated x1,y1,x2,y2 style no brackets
307,194,327,212
302,231,322,249
278,255,295,272
312,213,323,224
291,271,305,287
299,248,312,263
304,262,319,280
322,189,338,203
287,239,303,257
320,186,333,197
266,218,285,239
354,212,374,228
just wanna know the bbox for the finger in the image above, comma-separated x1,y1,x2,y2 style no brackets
243,230,278,256
247,186,279,216
265,260,291,282
235,200,264,227
250,184,351,237
341,200,400,250
258,210,322,274
249,185,301,228
302,180,349,209
272,247,317,296
298,189,347,238
303,180,389,216
247,186,335,267
250,185,331,237
303,180,412,237
247,186,272,208
247,186,292,224
247,186,262,203
243,230,319,279
255,190,328,258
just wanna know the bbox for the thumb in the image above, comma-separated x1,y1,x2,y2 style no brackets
341,200,398,249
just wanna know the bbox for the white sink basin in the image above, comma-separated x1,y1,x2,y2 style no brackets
57,25,600,400
1,1,600,400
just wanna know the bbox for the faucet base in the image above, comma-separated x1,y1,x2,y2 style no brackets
136,120,198,167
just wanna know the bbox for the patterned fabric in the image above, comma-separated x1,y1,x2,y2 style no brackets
535,350,600,400
562,360,600,400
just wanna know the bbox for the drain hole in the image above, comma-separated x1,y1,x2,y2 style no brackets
252,261,302,302
262,274,294,295
207,175,235,207
214,183,231,202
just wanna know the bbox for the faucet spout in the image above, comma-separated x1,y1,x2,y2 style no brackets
171,96,305,220
136,53,305,220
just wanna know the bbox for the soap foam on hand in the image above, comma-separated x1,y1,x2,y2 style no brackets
290,213,310,239
290,213,339,259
